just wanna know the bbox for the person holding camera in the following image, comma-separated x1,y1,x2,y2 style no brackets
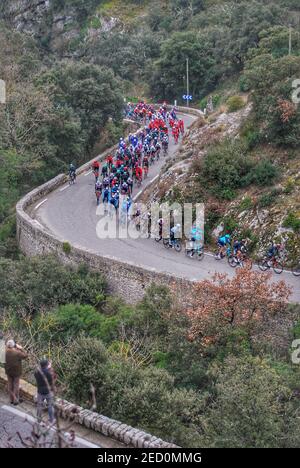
4,339,28,405
34,358,56,425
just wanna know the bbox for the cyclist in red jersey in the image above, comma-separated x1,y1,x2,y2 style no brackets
135,166,143,185
143,156,149,178
92,160,100,181
106,155,113,170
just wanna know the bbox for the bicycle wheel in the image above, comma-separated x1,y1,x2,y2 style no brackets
214,250,222,260
196,250,204,261
163,238,171,249
292,264,300,277
186,249,194,258
273,262,283,275
174,240,182,252
259,260,269,272
228,255,238,268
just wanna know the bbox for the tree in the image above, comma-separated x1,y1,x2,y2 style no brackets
0,256,106,315
37,62,124,153
150,31,217,101
186,269,291,347
249,26,300,60
201,355,299,448
244,53,300,146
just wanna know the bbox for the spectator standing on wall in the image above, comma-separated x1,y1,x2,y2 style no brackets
4,339,28,405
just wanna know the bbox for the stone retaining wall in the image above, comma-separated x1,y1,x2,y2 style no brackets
0,368,178,448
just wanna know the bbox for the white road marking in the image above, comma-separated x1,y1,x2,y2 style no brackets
60,186,69,192
34,199,47,210
1,405,100,448
204,252,215,258
150,174,159,184
33,220,43,228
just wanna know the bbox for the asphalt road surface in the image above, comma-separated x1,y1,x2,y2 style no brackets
33,113,300,302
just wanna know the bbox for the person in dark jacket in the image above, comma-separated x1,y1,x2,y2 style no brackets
34,358,55,424
5,340,28,405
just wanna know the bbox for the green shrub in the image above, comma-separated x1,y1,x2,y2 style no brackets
258,190,279,208
284,179,295,194
223,216,239,234
102,363,204,447
0,256,106,314
216,188,237,200
283,212,300,232
226,95,245,113
153,351,170,369
62,242,71,254
36,302,135,343
292,321,300,340
239,76,251,93
241,122,261,149
239,197,253,211
57,336,109,406
204,140,245,189
243,160,279,187
204,139,253,197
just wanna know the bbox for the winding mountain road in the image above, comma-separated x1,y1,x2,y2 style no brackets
32,113,300,302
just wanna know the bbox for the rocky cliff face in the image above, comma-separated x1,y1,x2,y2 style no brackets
1,0,76,53
1,0,51,34
0,1,118,55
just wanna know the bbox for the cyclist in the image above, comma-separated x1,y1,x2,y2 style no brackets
109,192,119,213
267,242,281,261
155,141,161,160
179,119,185,135
106,154,113,171
162,136,169,155
95,180,102,206
150,144,156,164
127,176,133,196
120,196,132,224
91,160,99,171
190,224,203,248
233,239,248,262
121,181,129,195
157,218,164,240
101,163,108,178
169,223,181,247
217,234,231,258
135,166,143,186
69,163,76,182
143,156,149,178
103,176,110,188
102,186,110,205
172,125,179,144
147,211,152,238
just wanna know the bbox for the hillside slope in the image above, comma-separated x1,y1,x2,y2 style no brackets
142,99,300,263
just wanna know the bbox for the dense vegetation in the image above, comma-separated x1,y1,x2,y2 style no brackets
1,0,300,448
1,0,300,253
1,257,300,447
